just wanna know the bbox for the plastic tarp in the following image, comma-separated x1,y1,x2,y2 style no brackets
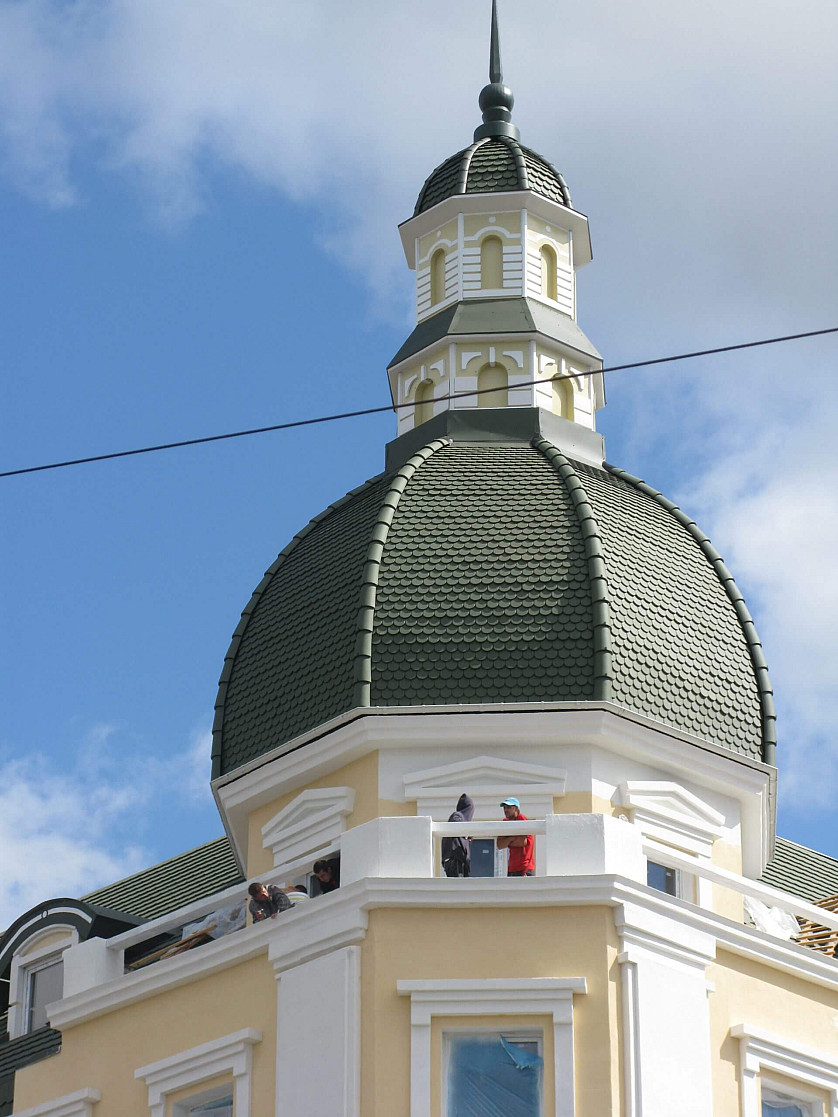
181,900,247,941
762,1104,805,1117
743,896,800,940
447,1035,542,1117
189,1101,232,1116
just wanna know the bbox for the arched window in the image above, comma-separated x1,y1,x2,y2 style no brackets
477,363,508,408
414,379,435,425
540,244,558,301
480,235,504,289
552,374,574,420
430,248,446,306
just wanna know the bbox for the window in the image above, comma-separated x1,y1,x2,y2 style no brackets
647,860,679,897
174,1086,234,1117
446,1032,543,1116
762,1087,813,1116
469,839,509,878
430,249,446,305
540,244,558,301
26,956,63,1032
481,235,504,288
477,363,508,408
414,379,435,425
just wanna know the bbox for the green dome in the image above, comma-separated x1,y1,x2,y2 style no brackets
212,434,775,778
414,136,572,216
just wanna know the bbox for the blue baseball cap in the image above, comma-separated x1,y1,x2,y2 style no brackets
500,797,520,808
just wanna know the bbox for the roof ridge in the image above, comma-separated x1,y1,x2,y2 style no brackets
457,139,490,196
212,470,387,779
499,134,528,190
353,439,451,707
603,463,776,765
533,437,613,700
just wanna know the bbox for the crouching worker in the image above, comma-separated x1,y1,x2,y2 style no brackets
441,793,474,877
248,881,292,922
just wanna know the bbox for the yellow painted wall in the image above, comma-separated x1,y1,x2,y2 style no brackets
418,221,458,265
18,929,74,957
709,948,838,1115
245,751,380,876
464,213,520,239
14,954,277,1117
360,906,620,1117
527,214,570,261
712,840,746,922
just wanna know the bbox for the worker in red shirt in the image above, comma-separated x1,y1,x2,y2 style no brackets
496,797,535,876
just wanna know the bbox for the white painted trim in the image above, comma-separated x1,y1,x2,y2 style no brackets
213,704,773,879
135,1028,261,1117
50,875,838,1033
260,785,355,871
398,978,586,1117
403,754,565,820
732,1023,838,1117
613,781,725,858
11,1089,101,1117
8,926,78,1039
399,191,593,268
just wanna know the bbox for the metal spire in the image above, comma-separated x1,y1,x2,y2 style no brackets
474,0,520,142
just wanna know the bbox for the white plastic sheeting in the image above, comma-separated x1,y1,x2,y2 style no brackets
743,896,801,941
181,900,247,942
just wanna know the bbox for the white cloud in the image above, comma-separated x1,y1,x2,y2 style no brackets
0,721,215,927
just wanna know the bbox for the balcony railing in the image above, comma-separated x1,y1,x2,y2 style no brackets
58,813,837,1005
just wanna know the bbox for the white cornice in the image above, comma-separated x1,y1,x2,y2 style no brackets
212,703,774,874
398,191,593,268
48,875,838,1032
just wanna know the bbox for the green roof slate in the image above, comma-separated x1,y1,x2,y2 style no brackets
82,836,242,921
414,136,572,215
0,1028,61,1080
214,433,773,777
761,837,838,904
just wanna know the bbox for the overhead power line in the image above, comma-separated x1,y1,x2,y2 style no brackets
2,325,836,480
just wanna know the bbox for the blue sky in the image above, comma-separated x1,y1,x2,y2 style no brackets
1,0,836,924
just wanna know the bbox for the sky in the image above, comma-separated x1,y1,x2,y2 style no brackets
1,0,836,927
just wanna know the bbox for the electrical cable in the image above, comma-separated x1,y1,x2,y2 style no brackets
1,325,836,479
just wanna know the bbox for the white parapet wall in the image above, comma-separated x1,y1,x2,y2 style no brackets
340,815,434,884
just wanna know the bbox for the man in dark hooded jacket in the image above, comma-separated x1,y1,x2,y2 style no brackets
440,793,474,877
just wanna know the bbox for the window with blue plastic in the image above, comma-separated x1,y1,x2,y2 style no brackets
183,1093,233,1116
647,860,679,897
762,1099,807,1116
446,1033,543,1116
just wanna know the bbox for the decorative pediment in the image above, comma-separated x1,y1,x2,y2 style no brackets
612,782,725,857
261,787,355,871
403,755,566,820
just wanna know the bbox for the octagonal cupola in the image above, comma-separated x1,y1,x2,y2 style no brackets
389,0,603,439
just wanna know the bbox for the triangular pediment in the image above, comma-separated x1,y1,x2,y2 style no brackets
403,755,566,821
612,781,724,855
261,787,355,869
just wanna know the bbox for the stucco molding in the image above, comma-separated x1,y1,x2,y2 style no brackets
11,1088,101,1117
213,704,773,877
613,781,725,858
50,876,838,1032
260,786,355,871
135,1028,261,1117
397,978,587,1117
732,1023,838,1117
8,924,79,1040
402,754,566,819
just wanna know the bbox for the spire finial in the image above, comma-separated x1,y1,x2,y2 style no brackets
474,0,520,142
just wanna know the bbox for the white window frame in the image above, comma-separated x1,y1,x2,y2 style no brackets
443,1028,544,1116
11,1088,101,1117
731,1024,838,1117
8,926,78,1039
397,977,586,1117
135,1029,261,1117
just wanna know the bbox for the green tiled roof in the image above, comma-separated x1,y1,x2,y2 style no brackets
213,433,773,777
761,837,838,903
82,837,242,921
414,136,572,215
